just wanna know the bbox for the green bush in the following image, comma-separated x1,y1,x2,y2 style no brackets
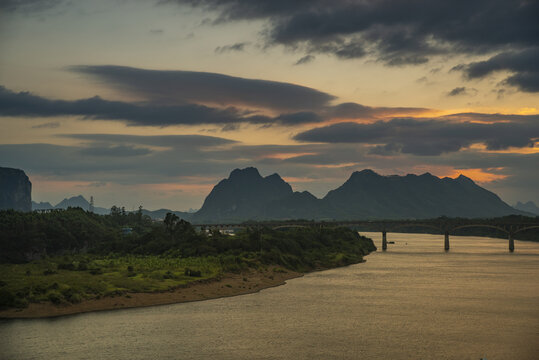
184,268,201,277
47,291,64,304
0,288,16,308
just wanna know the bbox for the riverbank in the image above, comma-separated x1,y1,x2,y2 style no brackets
0,266,302,319
0,223,376,319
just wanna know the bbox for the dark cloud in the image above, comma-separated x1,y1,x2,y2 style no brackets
31,121,60,129
1,83,426,127
274,112,323,125
0,0,63,13
447,87,466,96
0,85,331,127
215,42,249,53
149,29,164,35
60,134,237,148
293,117,539,156
69,65,335,111
0,85,254,126
294,55,315,65
79,145,152,157
447,87,477,97
325,102,429,119
171,0,539,66
456,47,539,93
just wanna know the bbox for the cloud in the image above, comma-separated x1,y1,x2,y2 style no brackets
447,87,466,96
325,102,429,119
0,0,63,13
215,42,249,53
455,47,539,93
149,29,164,35
2,135,538,205
60,133,237,148
443,112,539,124
171,0,539,67
69,65,336,111
1,80,427,127
31,121,60,129
294,55,315,65
293,117,539,155
78,145,152,157
0,85,255,126
0,85,330,127
447,87,477,97
0,133,241,182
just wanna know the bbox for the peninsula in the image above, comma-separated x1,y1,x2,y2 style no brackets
0,208,376,318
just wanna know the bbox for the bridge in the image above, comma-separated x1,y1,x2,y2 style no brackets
195,218,539,252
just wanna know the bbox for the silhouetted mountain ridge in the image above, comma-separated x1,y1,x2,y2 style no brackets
191,167,526,223
323,170,520,219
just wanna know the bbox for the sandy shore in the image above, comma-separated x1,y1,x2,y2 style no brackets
0,267,302,319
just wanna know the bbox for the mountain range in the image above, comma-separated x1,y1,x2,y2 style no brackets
32,196,192,219
188,167,530,223
26,167,532,222
32,195,109,215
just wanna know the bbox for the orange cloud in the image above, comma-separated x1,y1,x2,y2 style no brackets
447,168,507,183
262,152,317,160
313,163,359,169
282,176,316,183
468,143,539,154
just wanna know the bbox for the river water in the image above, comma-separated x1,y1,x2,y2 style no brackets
1,233,538,360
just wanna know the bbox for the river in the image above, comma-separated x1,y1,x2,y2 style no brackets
1,233,538,359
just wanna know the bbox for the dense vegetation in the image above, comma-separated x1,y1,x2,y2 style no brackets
0,208,376,309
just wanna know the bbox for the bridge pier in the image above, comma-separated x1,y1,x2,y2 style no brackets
444,231,450,251
382,231,387,251
509,233,514,252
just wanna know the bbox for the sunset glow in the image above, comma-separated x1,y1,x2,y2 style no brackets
1,0,537,210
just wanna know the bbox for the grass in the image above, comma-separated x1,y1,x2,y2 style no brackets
0,254,222,308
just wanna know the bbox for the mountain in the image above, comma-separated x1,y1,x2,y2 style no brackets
141,209,192,221
55,195,91,210
193,167,292,222
191,167,330,223
53,195,108,214
32,194,189,218
0,167,32,212
514,201,539,215
32,201,54,210
323,169,523,219
190,167,526,223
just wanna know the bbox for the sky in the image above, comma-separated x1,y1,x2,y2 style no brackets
0,0,538,211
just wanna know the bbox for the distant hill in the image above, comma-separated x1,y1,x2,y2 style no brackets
32,201,54,210
323,169,524,219
34,195,109,215
31,195,191,219
141,208,192,221
0,167,32,212
55,195,91,210
190,167,527,223
514,201,539,215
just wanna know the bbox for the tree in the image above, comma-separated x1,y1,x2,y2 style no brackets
164,213,179,233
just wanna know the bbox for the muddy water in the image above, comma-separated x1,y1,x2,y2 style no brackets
1,233,538,359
